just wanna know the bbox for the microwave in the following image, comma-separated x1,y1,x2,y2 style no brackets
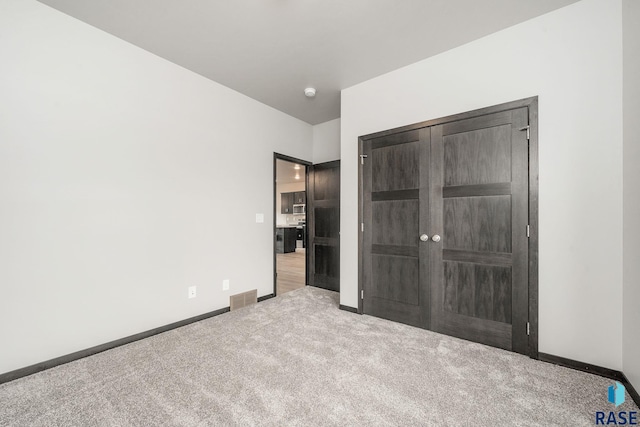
293,204,305,215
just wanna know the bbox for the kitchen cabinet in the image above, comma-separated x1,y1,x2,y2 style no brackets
276,227,297,253
294,191,306,205
281,191,306,213
281,192,294,214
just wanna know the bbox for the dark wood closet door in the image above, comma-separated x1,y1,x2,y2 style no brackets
308,160,340,291
429,108,529,352
362,129,431,328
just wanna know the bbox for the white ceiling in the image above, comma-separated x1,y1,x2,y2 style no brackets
37,0,579,125
276,159,305,185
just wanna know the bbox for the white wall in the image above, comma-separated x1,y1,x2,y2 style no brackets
622,0,640,392
0,0,312,375
341,0,623,370
312,118,341,163
276,181,306,226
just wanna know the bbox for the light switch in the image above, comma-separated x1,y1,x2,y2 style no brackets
256,213,264,223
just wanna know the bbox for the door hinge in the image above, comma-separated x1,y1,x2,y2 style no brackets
526,225,530,238
360,154,368,165
361,290,364,299
361,222,364,232
519,125,530,140
527,322,530,336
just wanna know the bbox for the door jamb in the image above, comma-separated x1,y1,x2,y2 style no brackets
273,153,312,297
357,96,539,358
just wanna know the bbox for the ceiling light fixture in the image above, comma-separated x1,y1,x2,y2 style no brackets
304,87,316,98
294,164,300,170
295,174,300,180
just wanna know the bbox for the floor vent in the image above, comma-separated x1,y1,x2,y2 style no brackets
230,289,257,311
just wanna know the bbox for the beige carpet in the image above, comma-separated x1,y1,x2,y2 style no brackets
0,287,637,426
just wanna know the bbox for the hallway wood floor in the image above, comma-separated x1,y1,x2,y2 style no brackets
276,248,305,295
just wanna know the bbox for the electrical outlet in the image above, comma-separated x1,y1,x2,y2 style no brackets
188,286,197,299
222,279,230,291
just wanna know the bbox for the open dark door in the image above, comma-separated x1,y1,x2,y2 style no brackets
307,160,340,292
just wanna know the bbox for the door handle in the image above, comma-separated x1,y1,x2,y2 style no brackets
419,234,429,242
432,235,441,243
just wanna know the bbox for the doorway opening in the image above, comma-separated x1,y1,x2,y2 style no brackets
274,154,311,296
